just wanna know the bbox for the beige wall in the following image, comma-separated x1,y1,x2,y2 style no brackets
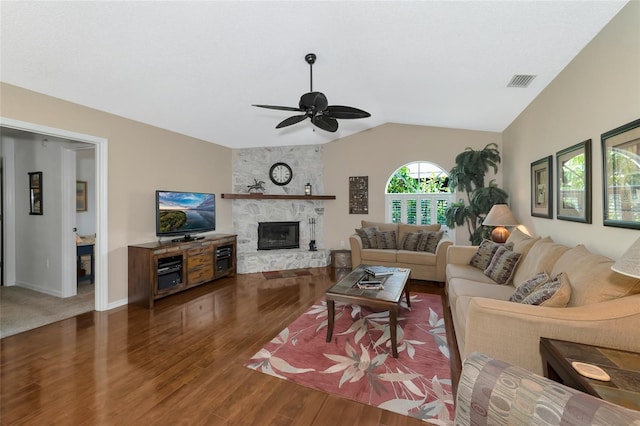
502,0,640,259
2,0,636,304
1,83,233,304
323,123,502,247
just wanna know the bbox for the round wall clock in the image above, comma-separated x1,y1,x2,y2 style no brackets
269,162,293,186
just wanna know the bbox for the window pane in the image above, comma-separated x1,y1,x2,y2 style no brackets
437,199,448,224
420,199,432,224
407,200,417,224
391,200,402,223
387,162,450,194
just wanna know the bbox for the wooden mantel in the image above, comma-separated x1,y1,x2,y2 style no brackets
221,193,336,200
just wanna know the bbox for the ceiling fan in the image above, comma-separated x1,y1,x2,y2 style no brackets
253,53,371,133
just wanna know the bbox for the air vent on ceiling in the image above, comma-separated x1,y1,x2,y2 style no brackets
507,74,536,88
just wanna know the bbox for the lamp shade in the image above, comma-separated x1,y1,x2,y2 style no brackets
611,237,640,278
483,204,519,227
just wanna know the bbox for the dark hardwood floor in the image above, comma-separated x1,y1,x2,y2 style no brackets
0,267,461,425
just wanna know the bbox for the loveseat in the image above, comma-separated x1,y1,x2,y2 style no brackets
454,352,640,425
446,228,640,375
349,220,453,282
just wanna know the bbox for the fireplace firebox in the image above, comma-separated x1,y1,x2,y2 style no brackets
258,221,300,250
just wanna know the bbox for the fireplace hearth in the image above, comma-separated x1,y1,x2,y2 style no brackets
258,221,300,250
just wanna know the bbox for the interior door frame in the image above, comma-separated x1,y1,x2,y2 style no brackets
61,147,77,298
1,139,16,290
0,117,109,311
0,159,3,286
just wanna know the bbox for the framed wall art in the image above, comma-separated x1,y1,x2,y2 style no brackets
76,181,88,212
601,118,640,229
531,156,552,218
349,176,368,214
29,171,43,215
556,139,591,223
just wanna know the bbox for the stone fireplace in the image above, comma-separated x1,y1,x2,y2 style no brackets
230,145,331,273
258,221,299,250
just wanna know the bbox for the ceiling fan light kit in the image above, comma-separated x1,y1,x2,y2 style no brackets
253,53,370,133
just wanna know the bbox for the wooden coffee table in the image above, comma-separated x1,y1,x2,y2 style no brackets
325,265,410,358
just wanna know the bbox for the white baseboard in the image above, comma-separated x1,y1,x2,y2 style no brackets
14,281,64,298
103,297,128,311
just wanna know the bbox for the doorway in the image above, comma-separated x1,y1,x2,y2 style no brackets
0,117,108,312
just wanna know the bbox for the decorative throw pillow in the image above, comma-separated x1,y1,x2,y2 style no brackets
375,230,397,249
399,231,422,251
355,227,378,249
521,273,571,307
509,272,550,303
416,231,440,252
483,246,522,285
398,223,440,244
415,232,430,252
421,231,445,253
469,240,513,270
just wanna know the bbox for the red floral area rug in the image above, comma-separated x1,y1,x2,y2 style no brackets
262,269,313,280
245,293,454,424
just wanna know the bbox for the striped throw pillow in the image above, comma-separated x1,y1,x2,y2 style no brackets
483,246,521,285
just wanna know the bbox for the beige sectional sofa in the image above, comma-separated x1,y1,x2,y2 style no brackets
349,220,453,282
446,229,640,375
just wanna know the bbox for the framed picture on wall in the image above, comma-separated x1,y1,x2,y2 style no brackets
556,139,591,223
349,176,368,214
76,181,88,212
531,156,552,218
602,118,640,229
29,171,43,215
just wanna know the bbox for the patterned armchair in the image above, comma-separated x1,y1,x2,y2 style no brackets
454,352,640,425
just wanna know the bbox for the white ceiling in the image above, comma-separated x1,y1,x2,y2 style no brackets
0,1,628,149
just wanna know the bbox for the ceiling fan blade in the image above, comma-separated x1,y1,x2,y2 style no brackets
253,104,303,112
299,92,328,112
276,114,309,129
324,105,371,119
312,115,339,132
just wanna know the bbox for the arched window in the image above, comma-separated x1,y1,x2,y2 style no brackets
385,162,454,231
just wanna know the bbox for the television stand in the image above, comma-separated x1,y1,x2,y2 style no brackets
128,234,237,308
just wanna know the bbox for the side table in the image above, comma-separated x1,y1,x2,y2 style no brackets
330,249,352,281
540,337,640,411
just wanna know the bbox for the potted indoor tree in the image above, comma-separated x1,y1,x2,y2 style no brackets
445,143,509,245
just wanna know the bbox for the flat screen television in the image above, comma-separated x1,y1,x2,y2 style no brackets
156,190,215,242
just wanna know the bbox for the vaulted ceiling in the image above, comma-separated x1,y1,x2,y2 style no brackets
1,1,628,148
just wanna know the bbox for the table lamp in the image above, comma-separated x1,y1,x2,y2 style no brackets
482,204,519,243
611,237,640,278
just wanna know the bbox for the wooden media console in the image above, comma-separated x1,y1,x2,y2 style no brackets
128,234,237,308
